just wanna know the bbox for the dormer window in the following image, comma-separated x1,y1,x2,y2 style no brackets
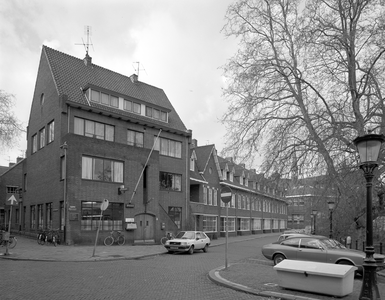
230,171,234,182
145,106,168,122
240,176,243,185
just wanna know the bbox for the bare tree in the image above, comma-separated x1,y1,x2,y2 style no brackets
221,0,385,238
0,90,23,149
221,0,385,177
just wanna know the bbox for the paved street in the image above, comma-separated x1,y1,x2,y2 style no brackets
0,235,277,300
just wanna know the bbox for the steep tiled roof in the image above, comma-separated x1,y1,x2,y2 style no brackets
43,46,187,132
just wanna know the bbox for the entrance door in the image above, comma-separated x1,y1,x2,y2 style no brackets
134,214,155,242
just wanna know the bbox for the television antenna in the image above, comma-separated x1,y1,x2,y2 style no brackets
132,62,147,78
75,25,94,55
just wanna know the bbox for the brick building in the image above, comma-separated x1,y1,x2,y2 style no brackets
190,141,287,239
2,46,192,244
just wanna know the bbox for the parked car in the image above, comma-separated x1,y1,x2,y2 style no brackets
164,231,211,254
262,235,385,273
277,233,309,242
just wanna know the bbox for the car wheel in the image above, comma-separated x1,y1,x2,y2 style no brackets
273,254,285,265
188,245,194,255
203,244,208,253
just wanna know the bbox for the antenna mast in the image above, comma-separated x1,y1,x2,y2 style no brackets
75,25,94,55
132,62,147,78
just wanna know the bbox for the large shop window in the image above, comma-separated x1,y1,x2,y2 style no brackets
220,217,236,232
203,216,217,232
81,201,123,230
154,137,182,158
238,218,250,231
160,172,182,191
168,207,182,229
75,117,114,141
82,156,123,183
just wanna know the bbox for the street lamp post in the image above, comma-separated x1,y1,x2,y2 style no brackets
312,209,318,235
354,133,385,300
327,200,335,239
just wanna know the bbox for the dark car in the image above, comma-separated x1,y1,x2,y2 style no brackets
262,235,384,273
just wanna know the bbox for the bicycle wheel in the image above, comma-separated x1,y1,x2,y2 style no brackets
117,235,125,246
8,237,17,249
104,236,114,246
38,234,45,245
160,237,168,245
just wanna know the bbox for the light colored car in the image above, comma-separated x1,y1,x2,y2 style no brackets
262,235,385,274
164,231,210,254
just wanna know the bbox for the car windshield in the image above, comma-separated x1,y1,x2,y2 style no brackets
319,238,347,249
175,231,195,239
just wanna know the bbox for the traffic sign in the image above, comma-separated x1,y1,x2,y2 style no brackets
101,199,109,211
221,186,232,203
6,195,18,206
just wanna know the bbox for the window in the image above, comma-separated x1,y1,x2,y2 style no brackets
220,217,235,232
145,106,168,122
46,203,52,229
208,189,213,205
159,172,182,191
39,128,45,149
82,156,123,183
32,134,37,153
124,99,141,114
203,186,207,204
213,189,218,206
252,218,262,230
190,152,196,171
37,204,43,229
81,201,123,231
239,218,250,231
203,216,217,232
60,201,64,230
168,207,182,229
154,137,182,158
30,205,36,229
6,186,18,194
75,117,114,141
127,130,144,147
48,121,54,143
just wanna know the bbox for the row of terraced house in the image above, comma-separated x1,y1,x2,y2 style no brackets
0,45,287,244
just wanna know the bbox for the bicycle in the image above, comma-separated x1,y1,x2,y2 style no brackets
160,232,174,245
104,231,125,246
37,228,60,246
0,231,17,249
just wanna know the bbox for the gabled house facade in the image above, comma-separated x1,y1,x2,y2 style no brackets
4,46,192,244
190,140,287,239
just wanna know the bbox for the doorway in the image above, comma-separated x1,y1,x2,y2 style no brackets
134,213,155,242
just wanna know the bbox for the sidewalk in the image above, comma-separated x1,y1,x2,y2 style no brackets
2,233,385,300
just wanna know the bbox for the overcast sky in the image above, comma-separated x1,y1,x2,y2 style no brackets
0,0,238,166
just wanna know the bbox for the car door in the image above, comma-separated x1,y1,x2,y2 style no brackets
279,237,301,260
297,237,328,263
194,232,205,250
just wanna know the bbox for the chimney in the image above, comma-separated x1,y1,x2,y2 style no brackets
239,163,245,168
16,157,23,163
83,53,92,66
9,162,15,167
191,139,198,148
225,157,234,163
130,73,138,83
